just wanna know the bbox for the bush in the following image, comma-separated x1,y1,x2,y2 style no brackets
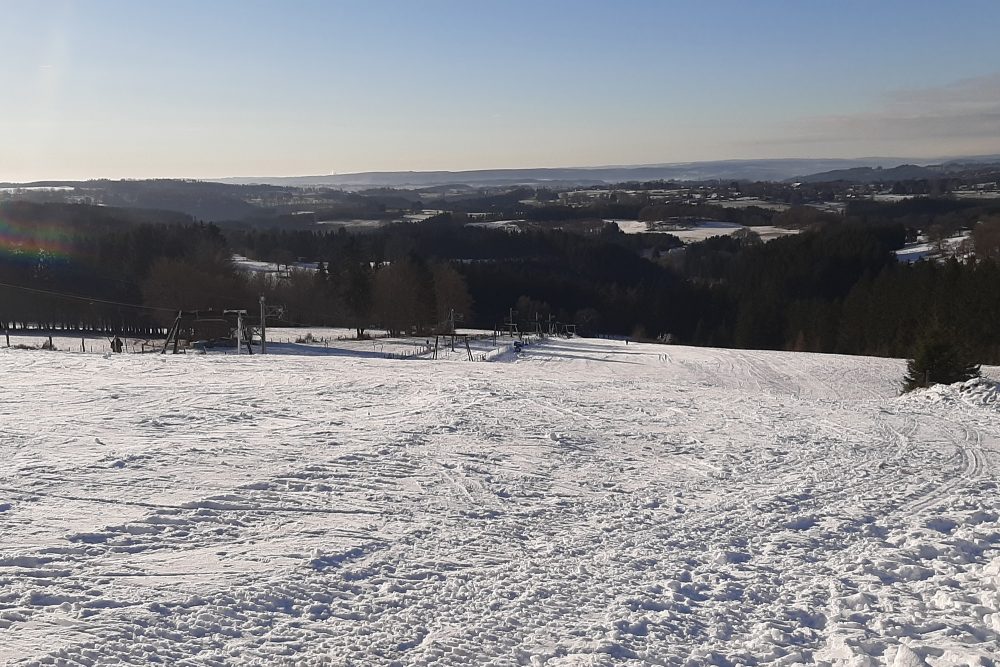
902,333,980,392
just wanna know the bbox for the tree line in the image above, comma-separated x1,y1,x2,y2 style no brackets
5,198,1000,364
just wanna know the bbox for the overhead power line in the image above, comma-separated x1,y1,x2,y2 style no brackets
0,281,176,313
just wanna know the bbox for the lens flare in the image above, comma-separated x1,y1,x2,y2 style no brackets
0,215,79,265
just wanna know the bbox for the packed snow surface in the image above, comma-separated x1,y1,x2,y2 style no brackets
1,339,999,665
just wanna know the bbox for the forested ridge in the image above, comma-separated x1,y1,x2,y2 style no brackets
3,197,1000,362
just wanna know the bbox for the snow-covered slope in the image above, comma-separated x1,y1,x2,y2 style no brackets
1,340,998,665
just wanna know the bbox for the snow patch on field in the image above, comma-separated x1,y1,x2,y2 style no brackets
895,233,971,263
231,254,318,274
606,219,799,243
0,327,509,360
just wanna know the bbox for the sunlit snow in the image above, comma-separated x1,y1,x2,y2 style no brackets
606,219,799,243
1,339,998,664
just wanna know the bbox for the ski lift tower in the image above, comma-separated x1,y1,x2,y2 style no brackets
224,309,251,354
446,308,464,335
248,296,284,355
503,308,519,338
532,312,544,337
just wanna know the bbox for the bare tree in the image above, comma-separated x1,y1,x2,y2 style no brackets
372,259,435,336
431,263,473,331
972,216,1000,260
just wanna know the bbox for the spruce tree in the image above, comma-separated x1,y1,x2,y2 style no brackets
902,332,980,392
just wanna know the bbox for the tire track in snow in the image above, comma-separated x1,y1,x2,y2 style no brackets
901,412,988,514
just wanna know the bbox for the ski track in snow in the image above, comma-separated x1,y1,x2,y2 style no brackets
0,340,999,666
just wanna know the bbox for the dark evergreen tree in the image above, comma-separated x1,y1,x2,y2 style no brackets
902,332,980,393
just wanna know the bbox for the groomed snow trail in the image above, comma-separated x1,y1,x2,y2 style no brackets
0,340,998,666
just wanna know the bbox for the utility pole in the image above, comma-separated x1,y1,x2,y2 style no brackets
449,308,456,351
259,295,267,355
236,311,244,355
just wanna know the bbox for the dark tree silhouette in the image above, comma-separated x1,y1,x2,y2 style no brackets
902,333,980,393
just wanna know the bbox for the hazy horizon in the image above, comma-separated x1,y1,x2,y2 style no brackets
8,153,997,185
5,0,1000,182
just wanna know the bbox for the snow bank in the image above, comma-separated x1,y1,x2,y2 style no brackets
902,377,1000,408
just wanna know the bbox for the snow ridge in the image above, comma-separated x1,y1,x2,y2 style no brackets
902,378,1000,409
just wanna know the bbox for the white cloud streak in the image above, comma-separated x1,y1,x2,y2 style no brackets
761,73,1000,156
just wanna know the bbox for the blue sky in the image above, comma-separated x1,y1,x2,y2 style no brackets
4,0,1000,180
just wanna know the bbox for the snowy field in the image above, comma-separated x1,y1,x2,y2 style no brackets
313,212,445,230
262,329,522,362
954,192,1000,200
711,199,790,212
0,328,506,361
231,255,319,275
465,220,523,232
1,339,999,665
606,220,799,243
895,233,971,263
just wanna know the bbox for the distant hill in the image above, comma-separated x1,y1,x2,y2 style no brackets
214,158,915,189
0,179,266,222
0,179,402,223
940,154,1000,166
793,156,1000,184
88,179,265,221
793,164,939,184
